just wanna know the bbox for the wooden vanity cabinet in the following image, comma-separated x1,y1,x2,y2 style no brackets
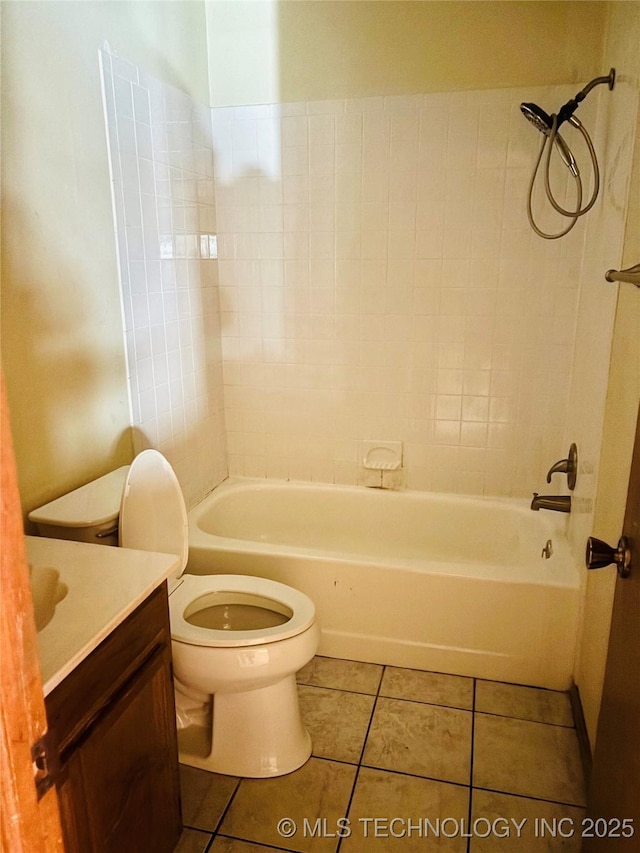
45,584,182,853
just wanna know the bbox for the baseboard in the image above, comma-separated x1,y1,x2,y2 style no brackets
570,681,593,788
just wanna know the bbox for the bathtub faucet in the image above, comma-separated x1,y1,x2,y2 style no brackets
530,493,571,513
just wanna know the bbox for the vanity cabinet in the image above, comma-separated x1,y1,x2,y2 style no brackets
45,584,182,853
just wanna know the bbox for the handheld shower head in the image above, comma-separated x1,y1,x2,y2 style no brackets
520,102,553,134
520,69,615,240
520,102,579,176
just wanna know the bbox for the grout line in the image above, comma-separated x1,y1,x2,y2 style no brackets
358,762,471,791
471,784,587,810
181,822,217,833
377,692,474,713
466,678,477,853
474,710,577,729
213,834,293,852
296,680,380,697
336,663,387,853
209,775,242,839
299,679,475,712
335,765,362,853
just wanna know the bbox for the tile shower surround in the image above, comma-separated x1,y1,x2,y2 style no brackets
175,657,586,853
101,50,227,508
212,86,598,497
103,48,605,501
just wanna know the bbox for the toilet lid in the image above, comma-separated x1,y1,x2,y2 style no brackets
119,450,188,577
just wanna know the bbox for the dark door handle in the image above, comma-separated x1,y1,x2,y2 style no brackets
586,536,632,578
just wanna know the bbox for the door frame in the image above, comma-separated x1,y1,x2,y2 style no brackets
1,374,63,852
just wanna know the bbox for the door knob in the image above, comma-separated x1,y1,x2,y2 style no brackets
585,536,632,578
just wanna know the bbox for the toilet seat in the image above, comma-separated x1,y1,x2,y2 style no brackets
170,574,316,647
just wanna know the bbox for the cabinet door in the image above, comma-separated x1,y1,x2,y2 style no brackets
56,752,93,853
78,645,181,853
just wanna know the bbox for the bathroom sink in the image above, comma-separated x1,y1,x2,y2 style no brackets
29,564,68,632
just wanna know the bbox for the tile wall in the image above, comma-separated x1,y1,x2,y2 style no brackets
212,85,597,497
101,50,227,507
103,52,633,506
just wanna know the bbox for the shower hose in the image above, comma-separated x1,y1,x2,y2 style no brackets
526,115,600,240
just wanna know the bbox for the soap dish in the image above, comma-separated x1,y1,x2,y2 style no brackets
362,440,403,471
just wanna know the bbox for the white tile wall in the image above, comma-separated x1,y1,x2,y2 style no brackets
212,85,599,497
101,50,635,505
101,50,227,507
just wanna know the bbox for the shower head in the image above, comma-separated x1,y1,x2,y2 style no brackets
521,102,553,134
520,102,579,176
522,70,614,240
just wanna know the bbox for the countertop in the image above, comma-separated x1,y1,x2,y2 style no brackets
25,536,179,696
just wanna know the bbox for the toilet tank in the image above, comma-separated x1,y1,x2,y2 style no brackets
28,466,129,547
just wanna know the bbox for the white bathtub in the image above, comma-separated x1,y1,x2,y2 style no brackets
187,478,581,690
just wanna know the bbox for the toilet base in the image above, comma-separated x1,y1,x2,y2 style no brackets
178,674,312,777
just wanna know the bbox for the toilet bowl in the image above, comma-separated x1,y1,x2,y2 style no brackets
30,450,319,778
170,573,319,776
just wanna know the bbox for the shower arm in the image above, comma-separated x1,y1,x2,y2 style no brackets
557,69,616,128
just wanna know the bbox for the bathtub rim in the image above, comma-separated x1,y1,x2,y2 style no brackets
188,476,579,590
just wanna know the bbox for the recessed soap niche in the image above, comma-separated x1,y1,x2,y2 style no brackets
360,441,404,489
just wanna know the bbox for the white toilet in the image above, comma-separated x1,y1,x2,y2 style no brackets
30,450,319,778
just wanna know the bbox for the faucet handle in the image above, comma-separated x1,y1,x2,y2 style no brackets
546,443,578,490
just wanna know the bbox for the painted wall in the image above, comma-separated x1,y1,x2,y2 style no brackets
206,1,608,107
1,1,209,515
572,1,640,751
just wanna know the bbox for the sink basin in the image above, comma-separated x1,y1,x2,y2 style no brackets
29,565,68,632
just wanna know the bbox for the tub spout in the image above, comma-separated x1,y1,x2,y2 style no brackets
531,493,571,513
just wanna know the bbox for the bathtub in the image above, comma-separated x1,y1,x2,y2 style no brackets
187,478,581,690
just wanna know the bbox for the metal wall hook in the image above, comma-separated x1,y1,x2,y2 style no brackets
546,443,578,490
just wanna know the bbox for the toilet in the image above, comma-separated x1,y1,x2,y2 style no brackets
29,450,319,778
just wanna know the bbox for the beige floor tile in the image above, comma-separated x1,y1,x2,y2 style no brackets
470,789,585,852
297,655,383,694
219,757,357,853
362,697,472,784
476,681,574,727
473,715,586,806
212,839,290,853
381,666,474,709
179,764,240,832
342,767,469,852
298,685,375,763
173,828,212,853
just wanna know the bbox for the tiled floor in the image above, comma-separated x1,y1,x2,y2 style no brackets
174,657,586,853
